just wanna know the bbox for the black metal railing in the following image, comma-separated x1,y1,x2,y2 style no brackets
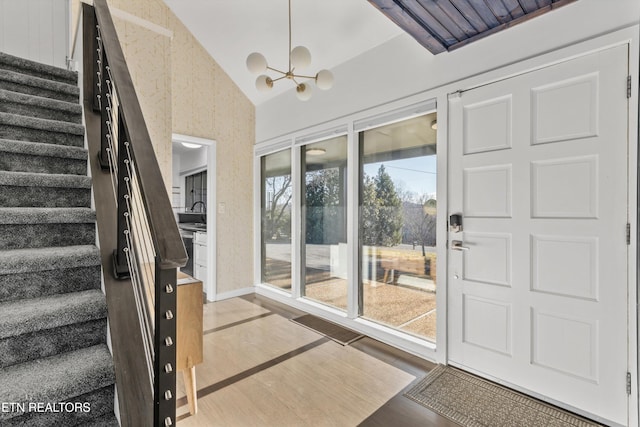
88,1,187,425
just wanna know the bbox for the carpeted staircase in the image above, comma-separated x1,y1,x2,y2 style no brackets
0,52,118,426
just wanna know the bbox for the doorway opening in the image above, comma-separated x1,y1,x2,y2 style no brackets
172,134,217,300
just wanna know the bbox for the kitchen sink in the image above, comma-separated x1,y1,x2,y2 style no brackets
178,212,206,224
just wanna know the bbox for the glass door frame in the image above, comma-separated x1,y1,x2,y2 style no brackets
254,98,445,363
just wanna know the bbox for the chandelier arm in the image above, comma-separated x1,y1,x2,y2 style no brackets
267,66,288,75
271,75,288,83
292,73,317,80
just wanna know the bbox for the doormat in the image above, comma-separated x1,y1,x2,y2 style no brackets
291,314,363,345
404,365,604,427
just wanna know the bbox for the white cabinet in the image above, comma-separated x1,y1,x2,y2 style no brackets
193,232,207,285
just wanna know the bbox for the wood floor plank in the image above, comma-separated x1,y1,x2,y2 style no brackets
178,294,456,426
202,297,271,330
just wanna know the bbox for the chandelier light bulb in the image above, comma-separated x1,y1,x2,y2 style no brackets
296,83,312,101
246,52,267,74
290,46,311,70
315,69,334,90
256,75,273,92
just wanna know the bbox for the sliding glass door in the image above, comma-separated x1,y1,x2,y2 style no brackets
359,113,438,341
258,106,438,346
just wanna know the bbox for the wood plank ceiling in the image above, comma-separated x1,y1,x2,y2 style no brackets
367,0,578,54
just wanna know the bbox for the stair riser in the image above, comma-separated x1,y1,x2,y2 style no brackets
0,99,81,124
0,186,91,207
1,385,114,426
0,79,78,103
0,151,87,175
0,224,95,250
0,63,77,86
0,319,106,369
0,123,83,147
0,265,101,303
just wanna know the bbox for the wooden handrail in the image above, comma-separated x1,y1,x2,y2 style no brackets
93,0,186,270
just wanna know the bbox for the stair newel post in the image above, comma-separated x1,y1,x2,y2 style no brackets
112,111,131,279
154,263,177,427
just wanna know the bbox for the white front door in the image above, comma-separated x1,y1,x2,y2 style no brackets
447,45,629,426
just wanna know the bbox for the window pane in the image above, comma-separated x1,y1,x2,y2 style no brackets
261,150,292,291
185,175,194,208
185,171,207,211
194,173,202,206
303,136,348,311
359,113,437,341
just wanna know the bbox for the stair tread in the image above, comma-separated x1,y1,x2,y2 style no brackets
0,245,100,274
0,69,79,96
0,89,81,115
0,51,77,85
0,207,95,224
82,413,120,427
0,138,87,159
0,344,114,409
0,289,107,340
0,170,91,188
0,53,114,425
0,111,84,136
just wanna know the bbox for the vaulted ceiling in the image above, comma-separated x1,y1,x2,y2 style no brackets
163,0,578,105
367,0,578,54
163,0,404,105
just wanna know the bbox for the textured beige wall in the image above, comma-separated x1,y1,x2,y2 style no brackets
104,0,255,294
111,17,173,192
168,15,256,295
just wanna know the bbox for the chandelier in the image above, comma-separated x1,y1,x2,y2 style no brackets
246,0,334,101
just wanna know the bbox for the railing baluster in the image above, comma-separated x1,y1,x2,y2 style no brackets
89,1,187,424
98,29,110,169
91,19,100,112
113,111,131,279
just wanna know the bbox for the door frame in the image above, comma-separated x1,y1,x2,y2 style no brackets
251,28,638,423
172,133,217,301
440,26,639,426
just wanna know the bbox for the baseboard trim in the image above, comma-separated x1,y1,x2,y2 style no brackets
210,286,255,302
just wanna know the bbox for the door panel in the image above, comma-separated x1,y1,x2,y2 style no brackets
448,45,629,425
463,165,512,217
463,294,512,355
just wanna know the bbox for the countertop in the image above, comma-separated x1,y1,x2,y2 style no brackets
179,223,207,232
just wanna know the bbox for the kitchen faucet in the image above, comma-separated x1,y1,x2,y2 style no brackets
190,201,206,214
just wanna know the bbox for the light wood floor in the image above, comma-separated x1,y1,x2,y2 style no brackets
175,294,458,427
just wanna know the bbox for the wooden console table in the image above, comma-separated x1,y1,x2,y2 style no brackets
177,272,203,415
